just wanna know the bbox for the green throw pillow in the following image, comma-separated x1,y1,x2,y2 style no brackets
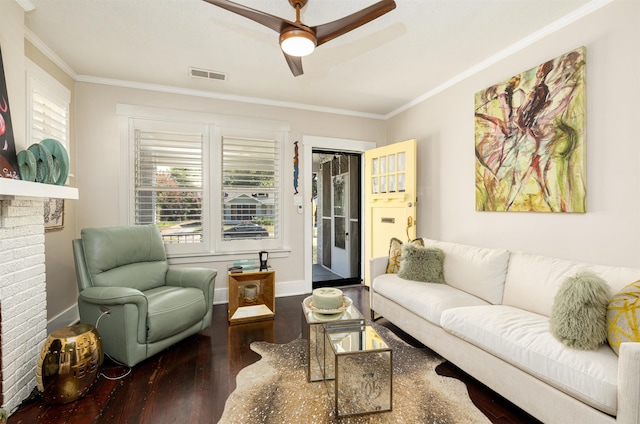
549,271,611,350
386,237,424,274
397,243,445,283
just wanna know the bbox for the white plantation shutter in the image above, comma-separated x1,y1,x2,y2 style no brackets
222,136,279,240
26,61,71,158
133,124,204,249
30,89,69,147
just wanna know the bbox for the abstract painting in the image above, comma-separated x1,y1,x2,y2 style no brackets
0,45,20,180
475,47,586,212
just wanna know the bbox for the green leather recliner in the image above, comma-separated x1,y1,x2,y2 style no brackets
72,224,217,367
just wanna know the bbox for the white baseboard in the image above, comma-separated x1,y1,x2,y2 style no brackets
213,279,308,305
47,304,80,334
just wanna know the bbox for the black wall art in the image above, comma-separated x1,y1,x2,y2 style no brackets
0,45,20,180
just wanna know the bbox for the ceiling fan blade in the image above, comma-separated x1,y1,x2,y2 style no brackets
283,52,304,77
312,0,396,47
203,0,297,33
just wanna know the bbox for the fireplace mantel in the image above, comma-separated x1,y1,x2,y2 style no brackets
0,178,78,200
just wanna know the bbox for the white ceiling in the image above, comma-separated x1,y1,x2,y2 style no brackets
24,0,597,117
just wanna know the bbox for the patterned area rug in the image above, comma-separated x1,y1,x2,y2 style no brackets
218,323,490,423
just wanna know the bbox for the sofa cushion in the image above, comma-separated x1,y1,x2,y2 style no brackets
440,305,618,415
145,286,207,343
503,251,640,317
422,239,510,304
386,237,424,273
607,280,640,355
397,244,445,283
549,271,610,350
372,273,489,326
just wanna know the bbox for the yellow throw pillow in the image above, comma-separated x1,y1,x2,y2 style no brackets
386,237,424,274
607,280,640,355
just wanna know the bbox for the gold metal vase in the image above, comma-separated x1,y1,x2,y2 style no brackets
36,324,104,404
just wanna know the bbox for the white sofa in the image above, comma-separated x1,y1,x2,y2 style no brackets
369,238,640,424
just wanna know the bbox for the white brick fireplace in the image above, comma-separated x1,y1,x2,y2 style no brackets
0,179,78,413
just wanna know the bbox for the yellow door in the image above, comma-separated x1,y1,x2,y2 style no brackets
364,139,417,285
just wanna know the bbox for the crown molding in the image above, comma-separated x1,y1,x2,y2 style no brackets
385,0,614,119
15,0,35,12
75,75,386,120
23,0,611,121
24,27,78,79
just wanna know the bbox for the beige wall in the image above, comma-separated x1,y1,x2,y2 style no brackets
386,0,640,267
0,2,78,330
24,40,79,330
74,83,386,293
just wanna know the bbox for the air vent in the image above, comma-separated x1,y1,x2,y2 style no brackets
189,67,227,82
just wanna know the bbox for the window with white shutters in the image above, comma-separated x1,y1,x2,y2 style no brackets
26,60,71,175
29,88,69,147
121,106,287,257
222,136,279,241
132,121,205,253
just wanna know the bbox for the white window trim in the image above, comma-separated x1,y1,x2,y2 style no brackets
117,104,290,259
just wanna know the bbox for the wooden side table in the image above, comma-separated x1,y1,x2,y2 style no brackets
228,270,275,325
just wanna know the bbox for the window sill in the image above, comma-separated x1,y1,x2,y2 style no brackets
167,248,291,265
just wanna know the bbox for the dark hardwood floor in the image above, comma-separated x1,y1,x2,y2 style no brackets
9,287,541,424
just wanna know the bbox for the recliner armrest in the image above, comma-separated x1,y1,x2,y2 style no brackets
166,267,217,307
78,286,149,354
79,286,147,310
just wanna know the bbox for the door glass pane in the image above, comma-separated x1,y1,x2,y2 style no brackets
389,175,396,193
388,154,395,172
380,156,387,174
372,158,378,176
333,175,345,216
380,176,387,193
398,173,406,192
398,152,406,172
333,217,347,249
372,177,379,194
334,217,345,249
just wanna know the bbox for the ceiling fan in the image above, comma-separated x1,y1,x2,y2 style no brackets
203,0,397,76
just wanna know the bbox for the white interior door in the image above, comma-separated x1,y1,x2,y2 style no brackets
331,173,349,277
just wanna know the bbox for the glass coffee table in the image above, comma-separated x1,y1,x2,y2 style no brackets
301,296,365,382
321,322,392,418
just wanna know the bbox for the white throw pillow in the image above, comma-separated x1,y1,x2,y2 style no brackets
502,252,584,317
422,239,510,304
503,251,640,317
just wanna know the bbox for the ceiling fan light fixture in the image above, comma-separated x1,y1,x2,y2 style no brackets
280,29,316,57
